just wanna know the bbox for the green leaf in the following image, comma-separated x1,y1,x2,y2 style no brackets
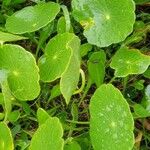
144,68,150,79
0,122,14,150
72,0,135,47
64,140,81,150
49,84,61,101
133,80,144,90
37,108,50,126
0,44,40,100
8,110,20,123
39,33,73,82
0,31,27,43
29,117,64,150
39,33,80,104
0,79,14,121
133,104,150,118
6,2,60,34
2,0,11,6
88,51,106,87
0,93,4,105
90,84,134,150
80,43,92,57
60,35,80,104
57,17,73,34
110,47,150,77
145,85,150,101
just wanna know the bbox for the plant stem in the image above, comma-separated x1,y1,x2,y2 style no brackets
74,69,86,95
66,120,90,125
61,5,71,32
1,80,14,122
78,78,92,106
123,76,129,95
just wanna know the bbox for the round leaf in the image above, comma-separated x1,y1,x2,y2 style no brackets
6,2,60,34
39,33,79,82
110,47,150,77
90,84,134,150
29,117,64,150
0,122,14,150
72,0,135,47
0,44,40,100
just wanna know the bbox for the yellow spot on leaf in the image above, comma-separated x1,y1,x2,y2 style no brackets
110,121,116,128
13,71,19,76
80,18,95,29
105,14,110,20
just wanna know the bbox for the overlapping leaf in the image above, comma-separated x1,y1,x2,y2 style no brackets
72,0,135,47
6,2,60,34
90,84,134,150
39,33,80,104
110,47,150,77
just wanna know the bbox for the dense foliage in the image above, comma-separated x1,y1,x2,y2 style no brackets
0,0,150,149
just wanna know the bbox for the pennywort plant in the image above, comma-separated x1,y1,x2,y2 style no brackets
0,0,150,150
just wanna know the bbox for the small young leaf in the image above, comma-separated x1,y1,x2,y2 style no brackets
49,84,61,101
72,0,135,47
6,2,60,34
57,17,67,34
144,68,150,79
37,108,49,126
57,17,73,34
90,84,134,150
133,104,150,118
29,117,64,150
0,31,27,43
0,122,14,150
110,47,150,77
8,110,20,123
0,44,40,100
64,140,81,150
88,51,106,87
80,43,92,57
